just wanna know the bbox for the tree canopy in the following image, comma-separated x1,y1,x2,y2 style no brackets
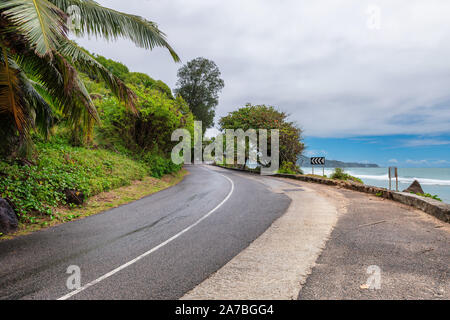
219,104,304,166
174,57,224,132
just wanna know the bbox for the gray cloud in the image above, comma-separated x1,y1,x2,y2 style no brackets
76,0,450,137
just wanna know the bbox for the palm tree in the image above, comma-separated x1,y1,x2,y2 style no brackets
0,0,179,155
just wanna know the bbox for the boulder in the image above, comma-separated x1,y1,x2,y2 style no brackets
64,189,85,205
0,198,18,235
403,180,424,194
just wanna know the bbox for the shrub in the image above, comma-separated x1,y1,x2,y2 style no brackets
331,168,363,184
95,88,194,155
330,168,346,179
0,141,147,223
142,153,182,178
278,161,303,174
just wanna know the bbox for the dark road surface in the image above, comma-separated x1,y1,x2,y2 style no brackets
0,166,290,300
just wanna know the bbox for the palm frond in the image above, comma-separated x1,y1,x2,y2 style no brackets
59,40,137,111
0,46,27,132
15,48,99,128
0,0,68,57
19,73,54,136
51,53,99,125
49,0,180,61
1,45,54,137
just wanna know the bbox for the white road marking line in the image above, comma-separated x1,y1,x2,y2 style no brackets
57,167,234,300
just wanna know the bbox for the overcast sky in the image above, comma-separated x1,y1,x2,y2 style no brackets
76,0,450,165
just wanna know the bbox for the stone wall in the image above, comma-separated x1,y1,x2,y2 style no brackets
216,165,450,223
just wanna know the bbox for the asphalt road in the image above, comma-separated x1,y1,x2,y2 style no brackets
0,165,290,300
298,186,450,300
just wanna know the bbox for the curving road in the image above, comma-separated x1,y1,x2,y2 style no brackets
0,166,290,300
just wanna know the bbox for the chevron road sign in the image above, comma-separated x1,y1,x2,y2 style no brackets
310,157,326,176
310,157,325,165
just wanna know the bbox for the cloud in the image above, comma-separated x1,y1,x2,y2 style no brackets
406,159,429,165
400,139,450,147
76,0,450,138
433,159,450,165
305,150,328,157
388,159,398,163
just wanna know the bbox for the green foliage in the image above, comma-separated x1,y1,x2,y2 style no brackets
330,168,346,179
125,72,154,87
278,162,303,174
142,153,182,178
0,43,189,225
0,140,147,223
174,57,225,131
95,55,130,80
95,86,194,155
331,168,364,184
219,104,304,165
0,0,179,156
153,80,174,98
81,74,111,98
413,192,442,202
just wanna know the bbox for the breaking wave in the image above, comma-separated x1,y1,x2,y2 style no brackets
348,173,450,186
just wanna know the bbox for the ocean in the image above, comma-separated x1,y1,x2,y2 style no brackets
301,167,450,204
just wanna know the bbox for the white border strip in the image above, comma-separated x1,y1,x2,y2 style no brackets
58,167,234,300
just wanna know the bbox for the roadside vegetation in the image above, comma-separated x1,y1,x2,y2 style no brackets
412,192,442,202
277,162,303,175
330,168,364,184
0,52,194,237
0,1,195,237
0,169,187,240
218,104,305,171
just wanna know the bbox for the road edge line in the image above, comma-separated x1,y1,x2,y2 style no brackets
57,166,234,300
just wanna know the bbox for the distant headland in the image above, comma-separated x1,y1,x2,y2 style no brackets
298,156,379,168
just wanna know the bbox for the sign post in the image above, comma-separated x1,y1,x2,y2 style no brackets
311,157,326,176
388,167,398,191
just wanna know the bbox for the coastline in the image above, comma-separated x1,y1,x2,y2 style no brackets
302,167,450,204
216,165,450,223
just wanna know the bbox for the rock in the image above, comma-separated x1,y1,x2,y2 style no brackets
0,198,18,235
64,189,85,205
403,180,424,194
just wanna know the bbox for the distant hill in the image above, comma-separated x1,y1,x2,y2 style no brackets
298,155,379,168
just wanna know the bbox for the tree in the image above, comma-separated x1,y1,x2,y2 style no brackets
219,103,305,167
96,86,194,156
94,55,130,80
174,57,224,132
0,0,179,156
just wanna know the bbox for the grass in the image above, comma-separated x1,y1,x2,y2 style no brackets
0,140,149,223
0,136,187,240
0,169,188,241
0,136,183,225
